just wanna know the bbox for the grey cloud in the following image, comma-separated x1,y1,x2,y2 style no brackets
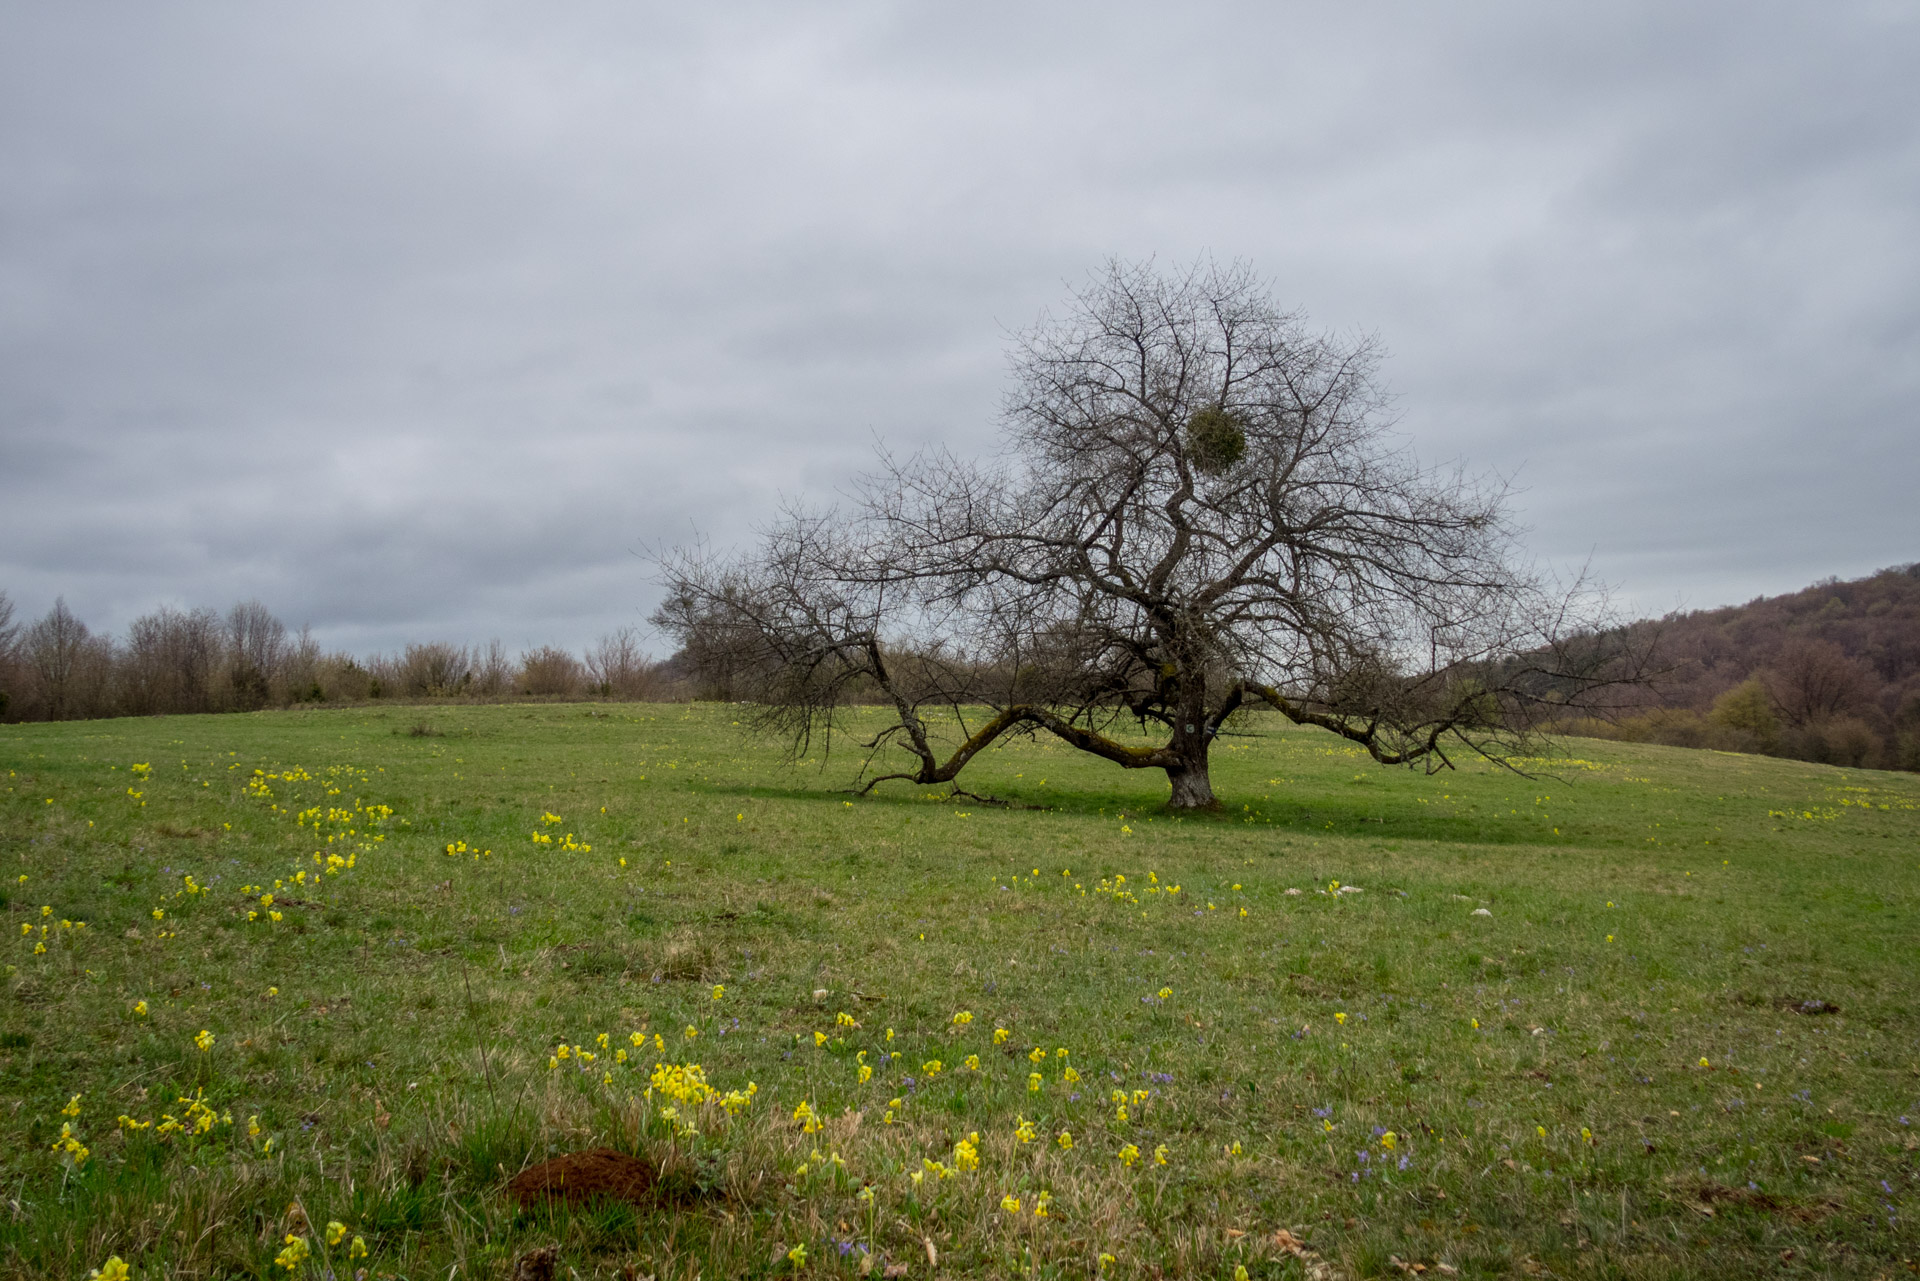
2,1,1915,654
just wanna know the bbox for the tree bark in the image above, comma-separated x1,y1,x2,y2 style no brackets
1165,757,1217,810
1163,708,1218,810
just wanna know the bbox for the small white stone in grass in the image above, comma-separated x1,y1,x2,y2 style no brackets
1284,888,1302,895
1452,894,1474,902
1471,908,1493,917
812,989,829,1003
1336,885,1363,894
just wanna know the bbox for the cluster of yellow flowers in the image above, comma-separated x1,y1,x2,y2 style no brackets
51,1094,90,1169
18,906,87,955
116,1088,233,1143
442,838,491,859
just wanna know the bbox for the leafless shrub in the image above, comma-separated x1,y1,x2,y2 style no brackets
398,643,472,697
518,646,583,697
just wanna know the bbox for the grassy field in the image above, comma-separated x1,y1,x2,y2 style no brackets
2,703,1917,1280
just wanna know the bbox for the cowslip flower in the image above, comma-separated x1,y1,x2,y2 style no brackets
326,1221,348,1246
1057,1130,1073,1150
922,1060,943,1076
786,1243,807,1267
711,985,724,1000
88,1259,131,1281
993,1027,1010,1044
1157,987,1172,1000
1379,1132,1396,1151
1153,1144,1169,1166
1029,1046,1047,1063
1028,1072,1043,1092
1334,1012,1347,1026
1118,1143,1140,1167
963,1054,980,1071
274,1236,310,1271
858,1064,873,1083
194,1029,214,1052
1000,1194,1021,1214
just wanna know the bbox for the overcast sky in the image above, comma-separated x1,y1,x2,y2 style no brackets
4,3,1916,656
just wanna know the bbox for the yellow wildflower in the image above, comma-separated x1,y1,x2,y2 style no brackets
274,1235,310,1271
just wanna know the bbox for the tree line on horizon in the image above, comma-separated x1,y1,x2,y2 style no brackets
0,592,685,723
3,565,1916,774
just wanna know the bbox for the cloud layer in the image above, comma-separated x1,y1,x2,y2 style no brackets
4,2,1916,654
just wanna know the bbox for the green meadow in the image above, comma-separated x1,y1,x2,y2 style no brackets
2,703,1916,1280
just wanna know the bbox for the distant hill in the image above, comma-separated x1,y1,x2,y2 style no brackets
1585,562,1920,770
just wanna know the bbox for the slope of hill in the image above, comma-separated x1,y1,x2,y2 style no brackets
1590,562,1920,770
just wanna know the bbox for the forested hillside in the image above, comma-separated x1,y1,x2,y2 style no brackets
1586,562,1920,770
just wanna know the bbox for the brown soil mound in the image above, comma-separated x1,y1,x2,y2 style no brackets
507,1148,656,1208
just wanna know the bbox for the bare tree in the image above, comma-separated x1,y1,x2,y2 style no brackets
23,599,107,721
586,626,658,699
657,259,1641,809
124,605,223,715
282,624,323,701
226,600,286,710
1763,638,1871,728
472,639,515,697
0,591,18,719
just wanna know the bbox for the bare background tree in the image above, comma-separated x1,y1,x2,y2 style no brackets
657,259,1644,809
